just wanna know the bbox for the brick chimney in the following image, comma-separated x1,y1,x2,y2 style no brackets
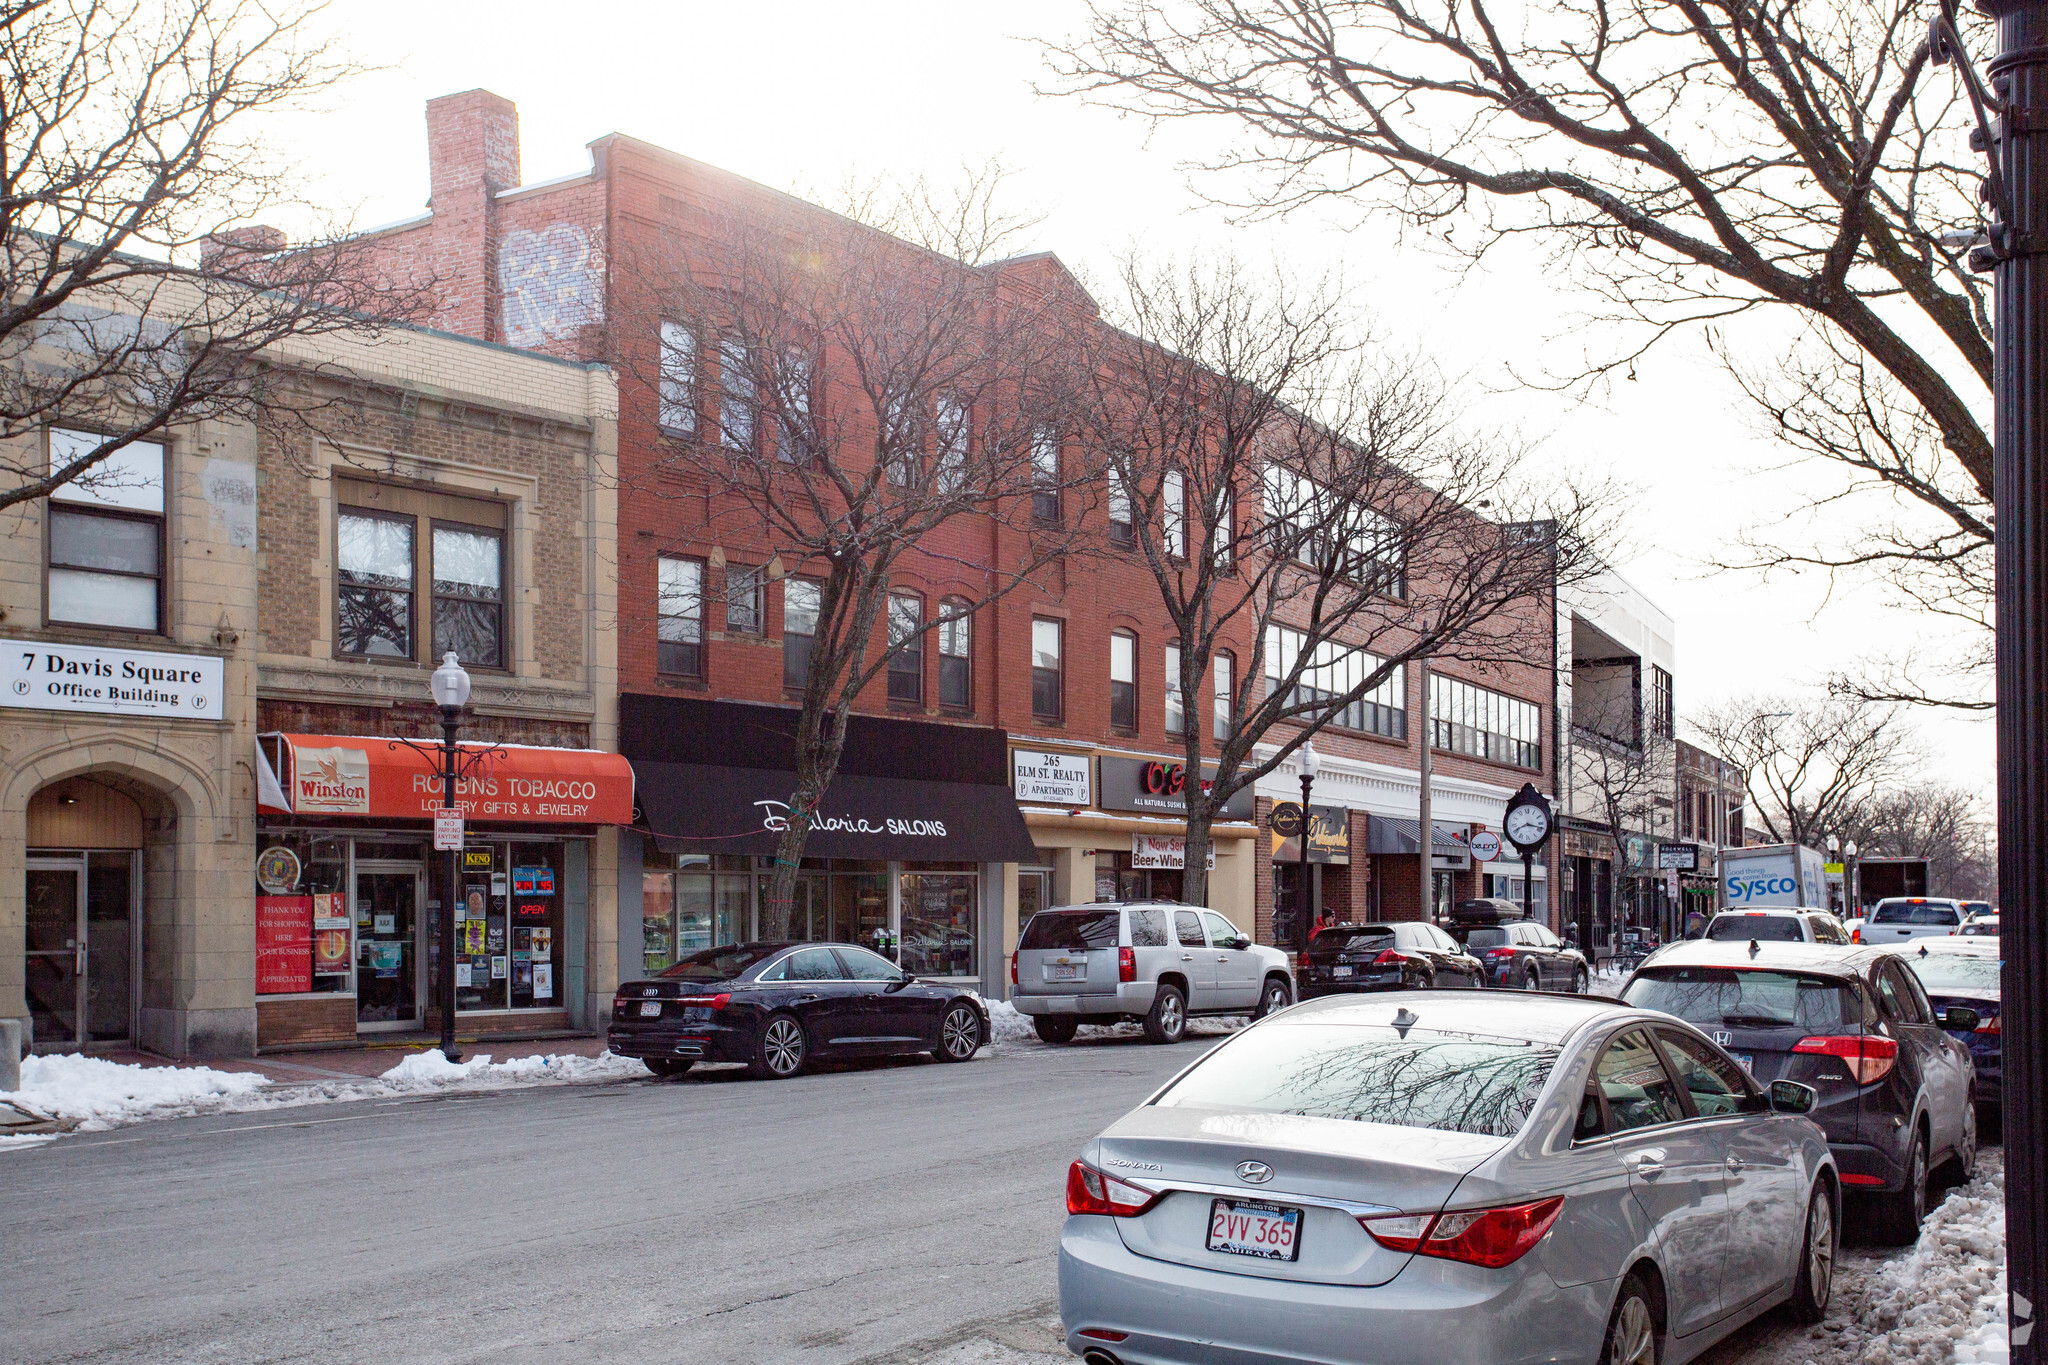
423,90,520,342
199,224,287,268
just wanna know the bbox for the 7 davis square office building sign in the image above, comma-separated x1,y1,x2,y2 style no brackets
3,637,224,720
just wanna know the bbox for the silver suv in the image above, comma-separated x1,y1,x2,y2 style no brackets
1012,902,1295,1045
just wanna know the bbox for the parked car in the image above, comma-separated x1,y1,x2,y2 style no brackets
606,941,990,1080
1058,990,1838,1365
1620,941,1977,1242
1905,939,2002,1130
1861,897,1968,944
1705,908,1852,945
1297,921,1484,997
1013,902,1294,1045
1960,915,2001,939
1449,899,1591,993
1961,901,1995,923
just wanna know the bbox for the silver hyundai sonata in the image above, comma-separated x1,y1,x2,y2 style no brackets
1058,991,1838,1365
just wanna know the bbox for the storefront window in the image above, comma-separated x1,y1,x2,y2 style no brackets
900,866,978,977
643,869,676,975
509,842,566,1010
448,841,567,1012
255,832,350,996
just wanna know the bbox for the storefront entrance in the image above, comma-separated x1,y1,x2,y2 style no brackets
354,862,423,1029
25,851,136,1049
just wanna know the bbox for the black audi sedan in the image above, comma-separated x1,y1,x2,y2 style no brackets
1296,920,1484,996
608,942,990,1080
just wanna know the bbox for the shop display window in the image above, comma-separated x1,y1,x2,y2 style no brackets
255,832,350,996
899,867,978,977
449,840,567,1011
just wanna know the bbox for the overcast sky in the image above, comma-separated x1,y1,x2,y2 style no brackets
270,0,1994,793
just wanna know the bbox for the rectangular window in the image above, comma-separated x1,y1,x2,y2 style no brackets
1261,463,1402,592
47,430,165,632
1032,428,1061,523
1265,625,1405,739
1032,617,1063,720
938,599,972,708
1214,651,1234,741
431,522,504,668
884,394,917,486
784,578,820,689
719,338,754,452
657,556,704,678
337,508,415,657
658,321,696,435
777,347,812,462
1165,644,1186,735
1429,673,1541,769
1162,468,1186,558
1651,666,1675,739
1108,470,1133,545
935,396,968,494
887,592,923,703
725,564,764,634
1110,631,1138,731
1214,484,1234,571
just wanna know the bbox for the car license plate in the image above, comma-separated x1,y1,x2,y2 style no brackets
639,1001,661,1017
1051,963,1084,982
1734,1053,1755,1075
1207,1198,1302,1261
1333,965,1353,978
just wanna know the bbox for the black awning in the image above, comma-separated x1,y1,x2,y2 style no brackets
631,760,1039,863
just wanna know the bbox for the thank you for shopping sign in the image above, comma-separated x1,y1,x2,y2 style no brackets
3,638,223,720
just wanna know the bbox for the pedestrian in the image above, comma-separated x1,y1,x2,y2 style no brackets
1684,907,1707,939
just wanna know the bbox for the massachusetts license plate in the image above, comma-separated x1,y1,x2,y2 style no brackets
1735,1054,1755,1075
639,1000,661,1017
1207,1198,1303,1261
1051,963,1084,981
1333,965,1353,977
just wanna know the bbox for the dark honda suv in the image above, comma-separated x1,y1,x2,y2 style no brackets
1296,920,1484,996
1621,941,1979,1243
1448,899,1589,992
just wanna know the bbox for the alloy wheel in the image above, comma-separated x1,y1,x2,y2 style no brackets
1160,992,1184,1035
942,1007,980,1059
1264,981,1288,1014
1806,1194,1835,1310
764,1018,805,1076
1611,1296,1656,1365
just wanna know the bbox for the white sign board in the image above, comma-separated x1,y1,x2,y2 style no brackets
433,808,465,851
1469,831,1503,863
1130,833,1217,870
2,638,223,720
1012,748,1092,805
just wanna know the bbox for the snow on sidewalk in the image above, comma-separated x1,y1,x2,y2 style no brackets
0,1047,649,1142
986,999,1245,1048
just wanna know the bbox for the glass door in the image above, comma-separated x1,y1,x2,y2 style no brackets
355,863,424,1028
84,851,135,1043
25,857,85,1049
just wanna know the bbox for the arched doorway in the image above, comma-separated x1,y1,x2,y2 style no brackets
26,778,143,1050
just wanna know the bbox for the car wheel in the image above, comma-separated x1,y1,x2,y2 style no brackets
1789,1182,1836,1323
1601,1273,1660,1365
1252,975,1292,1020
645,1058,694,1079
1522,963,1543,992
1955,1099,1979,1183
1573,965,1590,995
1032,1014,1078,1045
934,1003,983,1062
1144,983,1188,1044
1876,1130,1929,1244
748,1013,808,1080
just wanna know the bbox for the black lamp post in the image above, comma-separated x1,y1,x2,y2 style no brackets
430,652,472,1063
1296,741,1319,957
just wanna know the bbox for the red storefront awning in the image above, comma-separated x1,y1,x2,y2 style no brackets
257,733,634,826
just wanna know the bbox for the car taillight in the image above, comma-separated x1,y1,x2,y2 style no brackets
1120,947,1136,983
1978,1013,2002,1035
1373,950,1404,965
676,993,731,1011
1011,955,1018,987
1361,1196,1564,1268
1793,1033,1899,1083
1486,947,1514,959
1066,1161,1160,1217
1851,927,1862,944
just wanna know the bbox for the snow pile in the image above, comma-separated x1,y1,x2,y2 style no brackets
1845,1161,2007,1365
987,999,1249,1049
377,1049,647,1088
0,1052,270,1132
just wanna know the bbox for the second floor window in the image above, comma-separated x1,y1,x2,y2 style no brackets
657,556,704,678
784,578,820,689
1110,630,1138,731
431,524,505,668
1429,673,1541,769
1032,429,1060,522
1162,469,1186,558
336,480,508,666
887,592,923,703
935,397,968,494
719,339,754,452
1214,651,1234,741
725,564,764,633
938,598,972,708
1165,644,1186,735
337,509,416,658
658,321,696,435
47,430,166,633
1651,665,1675,739
1266,624,1405,740
1108,470,1133,545
1032,618,1063,720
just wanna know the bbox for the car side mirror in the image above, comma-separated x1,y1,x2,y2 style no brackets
1769,1080,1818,1115
885,974,914,992
1940,1006,1979,1033
1232,936,1251,951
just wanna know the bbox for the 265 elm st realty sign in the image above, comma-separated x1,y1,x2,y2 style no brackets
3,638,224,720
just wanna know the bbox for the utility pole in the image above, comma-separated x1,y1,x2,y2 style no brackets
1418,658,1434,922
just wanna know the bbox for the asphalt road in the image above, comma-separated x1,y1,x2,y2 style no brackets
1,1038,1197,1365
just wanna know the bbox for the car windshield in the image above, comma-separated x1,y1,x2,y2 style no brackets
1706,915,1805,942
1463,927,1511,948
1872,900,1960,925
1019,910,1122,952
1152,1023,1558,1138
1908,954,2002,994
1622,968,1866,1031
658,944,783,982
1310,928,1395,955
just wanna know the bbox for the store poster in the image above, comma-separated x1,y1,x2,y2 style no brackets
487,921,506,952
465,888,486,921
373,913,395,935
312,927,351,977
513,958,533,988
530,927,551,958
491,955,507,980
512,866,555,896
463,921,486,954
256,896,313,994
533,963,553,1000
312,892,348,930
456,961,472,988
367,940,404,978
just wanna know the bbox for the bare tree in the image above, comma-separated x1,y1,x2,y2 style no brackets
1694,695,1920,849
619,172,1088,926
1046,0,1996,708
0,0,429,513
1849,782,1996,901
1069,254,1614,907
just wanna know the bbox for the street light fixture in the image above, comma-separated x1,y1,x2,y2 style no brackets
1844,839,1859,918
432,653,471,1063
1296,741,1319,958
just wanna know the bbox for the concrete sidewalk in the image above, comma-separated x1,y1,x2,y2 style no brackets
84,1033,610,1085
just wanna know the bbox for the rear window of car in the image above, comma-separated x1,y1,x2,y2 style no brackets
659,944,783,982
1020,910,1122,952
1707,914,1806,942
1463,927,1510,948
1154,1024,1558,1137
1622,968,1868,1031
1908,954,2002,994
1310,928,1396,955
1962,920,2000,937
1872,900,1961,925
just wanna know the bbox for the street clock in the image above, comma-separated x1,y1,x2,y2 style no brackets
1503,782,1552,853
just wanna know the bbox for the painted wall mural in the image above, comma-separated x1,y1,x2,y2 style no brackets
499,224,602,347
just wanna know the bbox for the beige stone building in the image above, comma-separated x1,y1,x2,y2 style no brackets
0,321,620,1057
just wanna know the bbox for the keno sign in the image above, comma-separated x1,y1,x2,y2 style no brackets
3,638,223,721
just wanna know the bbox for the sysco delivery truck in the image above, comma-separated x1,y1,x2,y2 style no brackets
1719,843,1830,909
